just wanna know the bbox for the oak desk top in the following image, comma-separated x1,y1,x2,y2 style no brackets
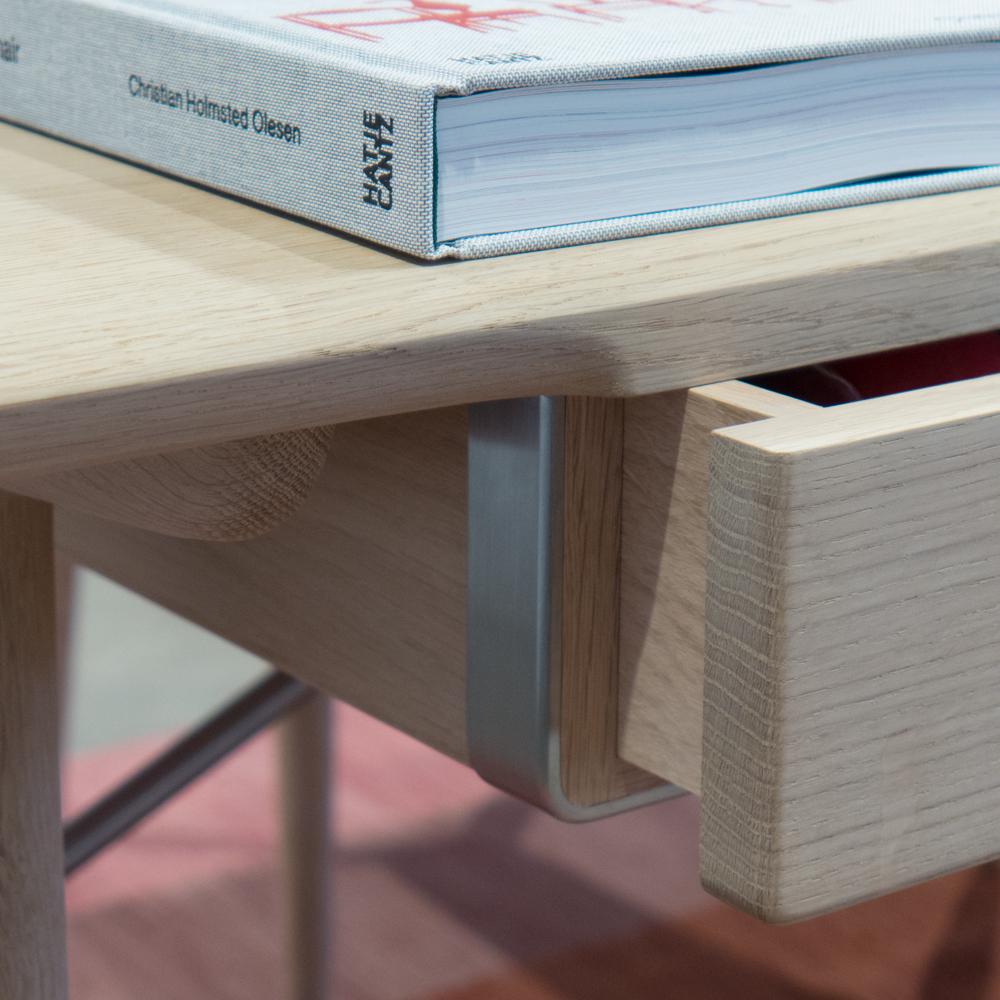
3,120,1000,479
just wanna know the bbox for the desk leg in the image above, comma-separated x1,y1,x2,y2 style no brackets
0,493,68,1000
280,691,332,1000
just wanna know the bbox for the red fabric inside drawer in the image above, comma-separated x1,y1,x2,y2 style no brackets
745,331,1000,406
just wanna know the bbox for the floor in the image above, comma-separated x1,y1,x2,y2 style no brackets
62,569,1000,999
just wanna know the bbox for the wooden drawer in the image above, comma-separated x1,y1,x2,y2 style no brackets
619,371,1000,924
54,371,1000,925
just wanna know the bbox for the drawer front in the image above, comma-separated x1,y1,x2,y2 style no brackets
701,372,1000,922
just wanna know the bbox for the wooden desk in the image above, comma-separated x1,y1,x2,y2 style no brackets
3,122,1000,477
3,119,1000,993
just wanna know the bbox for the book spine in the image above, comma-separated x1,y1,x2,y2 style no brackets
0,0,440,258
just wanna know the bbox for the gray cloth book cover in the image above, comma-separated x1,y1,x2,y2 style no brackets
2,0,999,258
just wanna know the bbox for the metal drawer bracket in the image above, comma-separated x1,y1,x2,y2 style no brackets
467,396,686,821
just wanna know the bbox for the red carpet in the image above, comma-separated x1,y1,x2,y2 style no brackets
63,703,1000,999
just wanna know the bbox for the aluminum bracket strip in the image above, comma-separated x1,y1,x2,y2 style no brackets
467,396,686,821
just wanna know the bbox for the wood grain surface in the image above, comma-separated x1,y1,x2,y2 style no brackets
57,400,663,808
617,382,817,794
0,493,68,1000
700,372,1000,923
2,429,331,541
57,407,470,761
561,397,663,806
3,122,1000,478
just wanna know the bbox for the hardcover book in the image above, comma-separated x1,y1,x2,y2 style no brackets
2,0,1000,259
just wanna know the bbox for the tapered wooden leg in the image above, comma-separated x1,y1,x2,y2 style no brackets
280,691,332,1000
0,493,68,1000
